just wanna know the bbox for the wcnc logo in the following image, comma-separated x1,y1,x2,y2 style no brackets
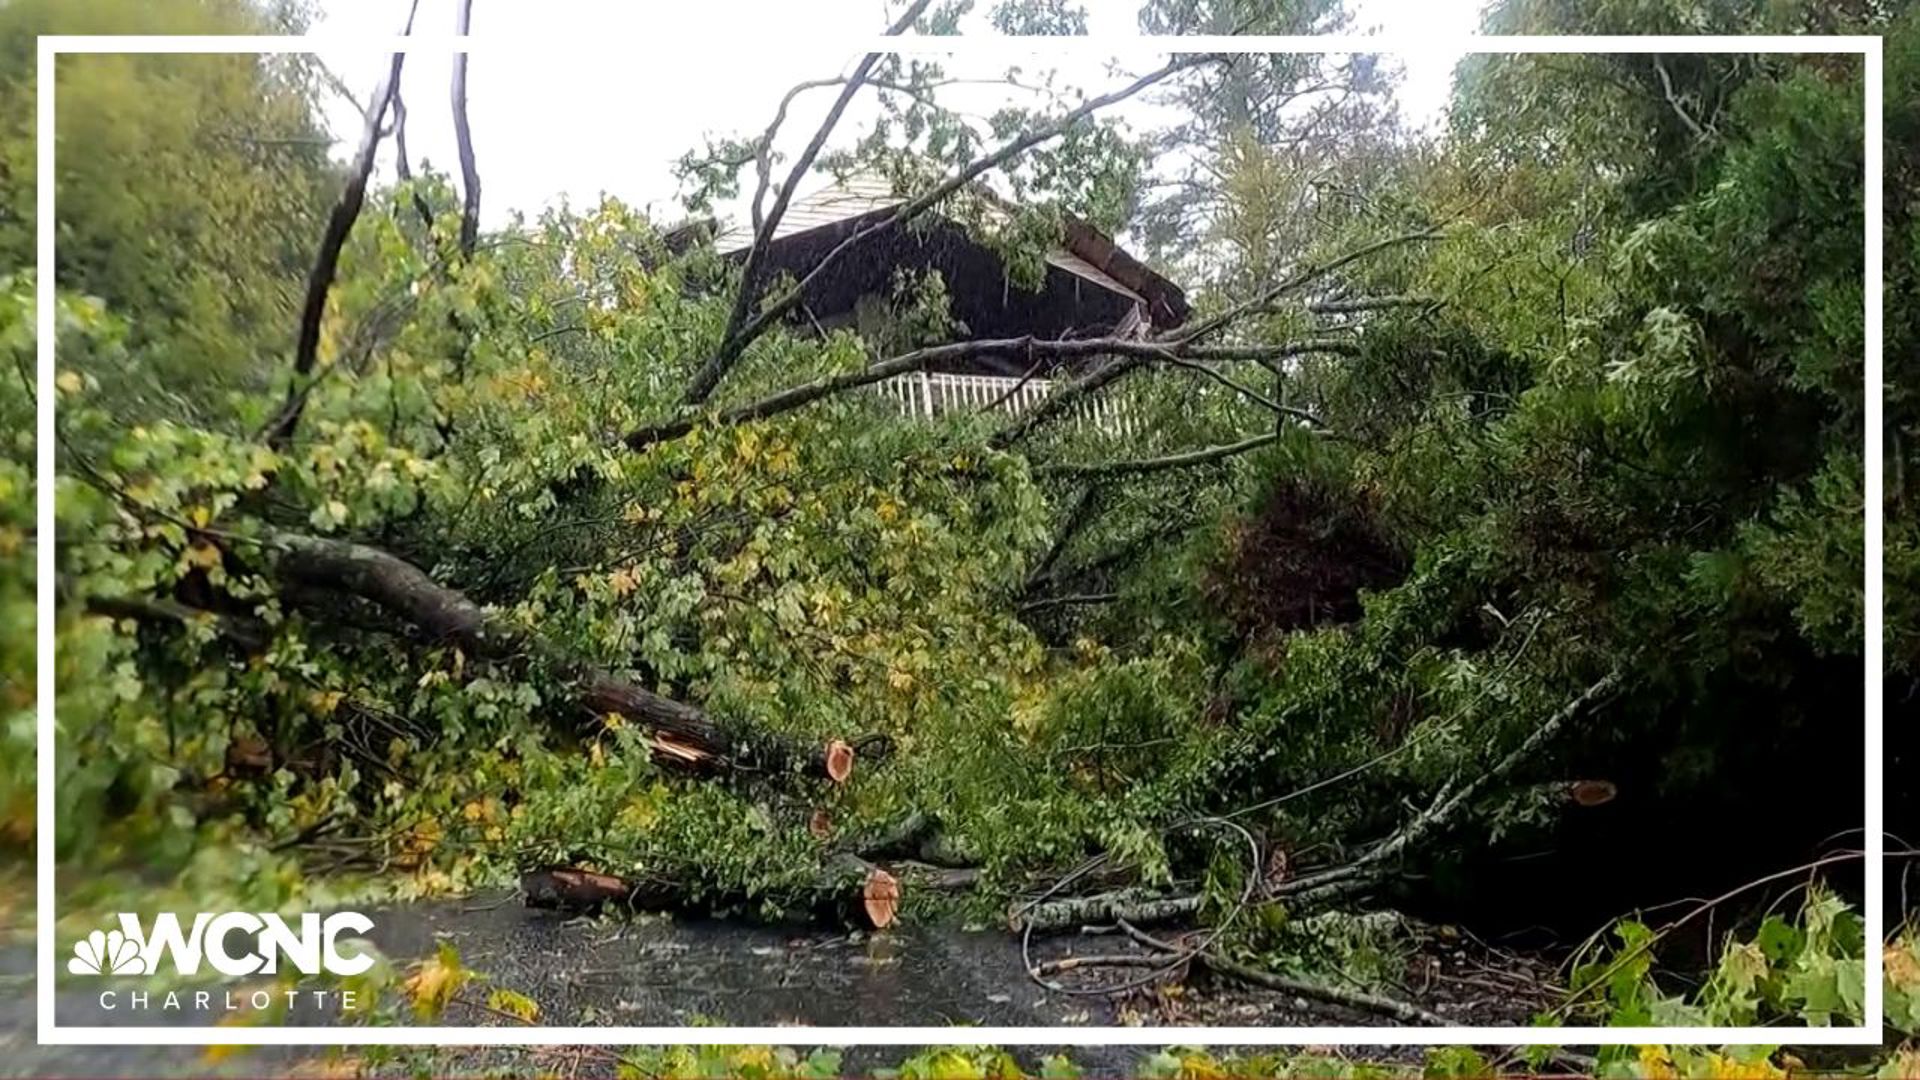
68,912,376,978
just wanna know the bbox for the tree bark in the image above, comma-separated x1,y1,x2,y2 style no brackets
450,0,481,258
1010,888,1203,934
628,336,1316,453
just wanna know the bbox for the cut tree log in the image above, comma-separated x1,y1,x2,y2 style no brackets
520,866,681,911
520,853,904,929
268,529,867,781
819,853,900,928
1568,779,1618,807
1009,888,1202,934
824,740,854,784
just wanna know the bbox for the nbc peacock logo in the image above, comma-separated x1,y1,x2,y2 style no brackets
68,929,147,976
65,912,375,978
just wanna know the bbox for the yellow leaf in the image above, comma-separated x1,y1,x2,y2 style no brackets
1887,941,1920,988
56,370,83,395
401,943,470,1020
485,987,540,1023
184,542,223,569
1636,1045,1677,1080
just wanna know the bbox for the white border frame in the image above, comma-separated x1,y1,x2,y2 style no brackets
35,31,1884,1049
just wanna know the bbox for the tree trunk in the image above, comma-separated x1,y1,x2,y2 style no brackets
521,854,903,929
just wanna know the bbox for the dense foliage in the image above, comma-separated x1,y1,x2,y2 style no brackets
0,0,1904,1069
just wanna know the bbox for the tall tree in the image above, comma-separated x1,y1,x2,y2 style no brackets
0,0,340,422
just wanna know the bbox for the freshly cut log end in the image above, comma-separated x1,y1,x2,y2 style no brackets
825,739,855,784
1570,779,1617,807
863,867,900,929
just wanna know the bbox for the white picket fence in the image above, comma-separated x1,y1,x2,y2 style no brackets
871,371,1134,436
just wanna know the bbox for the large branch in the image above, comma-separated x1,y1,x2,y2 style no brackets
1037,430,1283,480
261,1,420,451
629,335,1311,452
1308,295,1437,316
85,594,271,653
678,52,1219,410
389,90,435,231
1273,670,1623,905
1189,340,1359,361
748,77,843,234
1010,888,1202,934
266,530,856,780
450,0,481,258
1119,922,1454,1027
685,0,937,406
1164,228,1442,347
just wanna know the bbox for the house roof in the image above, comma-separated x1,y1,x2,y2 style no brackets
715,173,1189,328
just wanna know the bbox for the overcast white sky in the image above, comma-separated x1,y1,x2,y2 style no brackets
310,0,1486,232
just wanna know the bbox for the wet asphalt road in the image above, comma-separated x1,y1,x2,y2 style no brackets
1,893,1145,1077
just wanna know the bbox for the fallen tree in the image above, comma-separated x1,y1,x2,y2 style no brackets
521,853,905,929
